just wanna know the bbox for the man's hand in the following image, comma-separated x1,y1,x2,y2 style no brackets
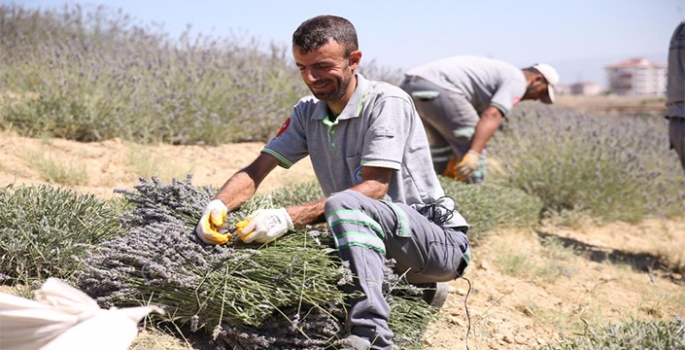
454,150,480,180
237,208,293,244
196,199,232,245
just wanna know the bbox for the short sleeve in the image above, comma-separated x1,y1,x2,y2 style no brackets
489,77,526,116
262,103,309,169
361,96,414,170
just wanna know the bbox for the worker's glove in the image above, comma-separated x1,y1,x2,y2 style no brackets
454,150,480,180
443,158,458,179
196,199,232,245
237,208,293,244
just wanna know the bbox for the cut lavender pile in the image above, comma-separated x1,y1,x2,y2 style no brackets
77,176,435,349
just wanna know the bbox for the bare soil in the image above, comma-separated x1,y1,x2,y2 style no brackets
555,95,667,116
1,132,683,350
0,132,317,197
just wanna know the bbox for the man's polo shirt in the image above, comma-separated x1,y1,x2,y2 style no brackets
263,74,467,228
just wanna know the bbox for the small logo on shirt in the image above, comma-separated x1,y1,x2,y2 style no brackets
512,97,521,106
353,166,363,184
276,118,291,137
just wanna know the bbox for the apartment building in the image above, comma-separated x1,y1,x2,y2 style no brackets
605,58,667,96
570,81,604,96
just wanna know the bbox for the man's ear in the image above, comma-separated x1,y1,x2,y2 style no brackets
348,50,362,70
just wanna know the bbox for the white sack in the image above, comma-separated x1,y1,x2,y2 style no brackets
0,278,163,350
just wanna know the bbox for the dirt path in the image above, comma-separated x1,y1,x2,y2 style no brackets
2,132,683,349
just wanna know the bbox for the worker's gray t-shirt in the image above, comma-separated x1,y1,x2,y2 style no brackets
263,74,467,228
666,21,685,118
405,56,527,115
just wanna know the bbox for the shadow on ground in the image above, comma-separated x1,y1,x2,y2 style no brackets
535,229,684,284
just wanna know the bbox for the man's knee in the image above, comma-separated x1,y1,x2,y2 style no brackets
324,190,371,215
324,190,359,214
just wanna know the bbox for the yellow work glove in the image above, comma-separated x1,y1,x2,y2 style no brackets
443,158,459,179
237,208,293,244
454,150,480,181
195,199,232,245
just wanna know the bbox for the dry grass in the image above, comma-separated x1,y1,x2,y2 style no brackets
22,149,89,186
542,218,685,274
421,220,685,349
556,95,666,115
127,144,194,183
0,284,32,299
129,328,194,350
492,234,578,283
492,243,537,279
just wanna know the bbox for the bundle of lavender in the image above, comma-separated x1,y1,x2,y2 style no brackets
77,176,435,349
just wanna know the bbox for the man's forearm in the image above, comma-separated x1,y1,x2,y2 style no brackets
214,153,280,211
214,171,259,211
470,107,503,153
286,199,327,227
285,177,389,228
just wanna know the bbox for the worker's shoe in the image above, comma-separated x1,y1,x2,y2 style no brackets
336,334,371,350
421,282,450,309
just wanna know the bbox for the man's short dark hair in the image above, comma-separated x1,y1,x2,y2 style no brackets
523,67,547,83
292,15,358,57
522,67,541,75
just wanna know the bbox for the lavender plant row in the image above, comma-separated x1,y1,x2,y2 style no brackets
0,4,406,145
489,102,684,222
0,184,125,284
541,319,685,350
77,176,434,349
0,4,308,145
440,178,544,243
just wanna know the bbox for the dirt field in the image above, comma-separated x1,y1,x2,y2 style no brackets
1,132,683,350
555,95,667,116
0,133,317,198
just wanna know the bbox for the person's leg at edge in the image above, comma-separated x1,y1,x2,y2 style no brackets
669,117,685,173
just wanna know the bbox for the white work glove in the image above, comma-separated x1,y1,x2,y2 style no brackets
237,208,294,244
454,150,480,181
196,199,232,245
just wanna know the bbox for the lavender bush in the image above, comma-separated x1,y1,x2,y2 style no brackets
490,102,685,222
0,4,307,144
0,4,404,145
540,318,685,350
357,58,404,85
77,176,435,349
440,178,544,243
0,184,124,284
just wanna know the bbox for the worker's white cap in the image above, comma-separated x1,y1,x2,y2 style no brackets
532,63,559,104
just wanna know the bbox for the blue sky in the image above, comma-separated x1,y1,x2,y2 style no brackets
8,0,685,85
